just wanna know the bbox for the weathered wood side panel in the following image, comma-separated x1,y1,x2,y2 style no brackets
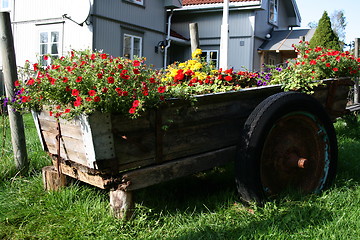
34,80,351,174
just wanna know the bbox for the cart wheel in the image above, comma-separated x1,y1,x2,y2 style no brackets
235,91,338,203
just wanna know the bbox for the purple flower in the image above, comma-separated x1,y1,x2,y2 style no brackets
3,98,8,107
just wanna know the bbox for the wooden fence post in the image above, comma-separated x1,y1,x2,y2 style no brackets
0,12,28,174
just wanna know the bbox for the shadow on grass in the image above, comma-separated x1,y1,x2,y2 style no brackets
167,203,333,240
335,113,360,184
135,163,237,214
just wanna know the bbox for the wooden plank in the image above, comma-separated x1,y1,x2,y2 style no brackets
56,160,111,189
119,146,237,191
42,165,67,191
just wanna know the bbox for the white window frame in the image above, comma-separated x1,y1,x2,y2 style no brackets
201,50,219,68
124,0,143,6
123,34,142,60
39,30,61,66
269,0,278,25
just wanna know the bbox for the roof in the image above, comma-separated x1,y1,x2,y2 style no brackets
259,29,316,51
183,0,257,5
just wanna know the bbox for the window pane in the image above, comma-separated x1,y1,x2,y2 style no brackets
51,32,59,42
123,36,131,58
40,44,48,55
2,0,9,8
133,37,141,57
40,32,48,43
51,43,58,55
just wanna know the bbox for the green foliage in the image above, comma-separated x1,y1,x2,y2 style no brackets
309,11,341,50
270,41,360,93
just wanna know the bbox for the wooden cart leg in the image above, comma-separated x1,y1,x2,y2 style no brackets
109,189,134,220
42,165,67,191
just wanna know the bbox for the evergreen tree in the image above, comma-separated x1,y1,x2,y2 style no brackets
309,11,341,50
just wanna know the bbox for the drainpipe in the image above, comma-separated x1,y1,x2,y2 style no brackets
164,9,173,69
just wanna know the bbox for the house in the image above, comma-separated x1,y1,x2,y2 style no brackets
0,0,182,71
0,0,311,76
170,0,308,71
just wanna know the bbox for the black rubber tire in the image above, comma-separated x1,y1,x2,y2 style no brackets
235,91,338,203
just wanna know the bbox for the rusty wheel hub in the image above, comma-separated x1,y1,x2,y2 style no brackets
260,112,329,196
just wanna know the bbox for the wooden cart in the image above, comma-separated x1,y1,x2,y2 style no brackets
35,78,353,219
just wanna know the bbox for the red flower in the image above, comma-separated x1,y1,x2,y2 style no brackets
102,87,108,93
117,64,123,69
129,107,136,114
133,68,140,74
74,96,82,107
88,90,96,96
326,63,331,67
132,100,140,107
26,78,35,85
133,60,140,67
94,96,101,102
225,76,232,82
149,77,156,83
64,109,71,113
76,76,83,83
157,86,166,93
33,63,39,71
49,77,56,85
86,97,92,102
97,73,103,79
43,55,49,61
72,89,79,96
107,76,115,84
333,68,339,72
100,53,107,59
65,86,71,92
63,77,69,83
91,54,96,60
310,60,317,65
15,80,20,87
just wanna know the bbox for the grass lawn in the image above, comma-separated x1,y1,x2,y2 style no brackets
0,113,359,240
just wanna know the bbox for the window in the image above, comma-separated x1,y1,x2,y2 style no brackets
39,31,60,65
201,50,219,68
0,0,10,11
269,0,278,25
124,0,143,6
123,34,142,60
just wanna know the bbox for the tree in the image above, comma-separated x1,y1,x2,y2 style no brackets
331,10,347,48
309,11,341,50
307,21,318,29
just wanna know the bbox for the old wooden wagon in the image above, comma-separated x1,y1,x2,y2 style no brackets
35,78,352,219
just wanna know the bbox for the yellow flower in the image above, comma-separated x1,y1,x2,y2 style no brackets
192,49,202,59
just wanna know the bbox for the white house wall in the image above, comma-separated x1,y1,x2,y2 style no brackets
10,0,92,67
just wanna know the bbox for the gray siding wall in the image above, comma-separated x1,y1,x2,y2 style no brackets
93,0,167,68
172,10,256,71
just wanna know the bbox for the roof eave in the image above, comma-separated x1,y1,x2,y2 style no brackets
175,1,262,12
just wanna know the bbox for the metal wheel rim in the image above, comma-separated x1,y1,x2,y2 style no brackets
260,111,331,197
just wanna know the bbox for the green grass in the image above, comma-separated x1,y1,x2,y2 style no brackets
0,113,359,240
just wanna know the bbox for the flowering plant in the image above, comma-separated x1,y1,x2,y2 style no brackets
8,49,270,119
270,41,360,92
161,48,268,95
9,50,173,119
